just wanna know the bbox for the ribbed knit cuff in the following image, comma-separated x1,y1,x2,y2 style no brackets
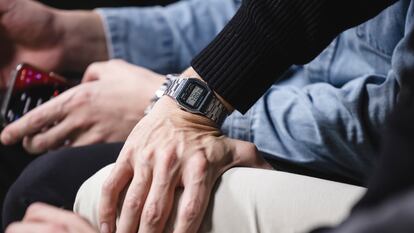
191,3,292,113
192,0,396,113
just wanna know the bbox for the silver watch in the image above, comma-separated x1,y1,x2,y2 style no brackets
144,75,176,115
163,74,229,126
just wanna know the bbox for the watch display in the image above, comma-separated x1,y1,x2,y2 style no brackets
178,82,208,110
164,76,229,126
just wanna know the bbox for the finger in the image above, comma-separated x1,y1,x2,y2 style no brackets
5,222,64,233
22,117,78,154
137,150,179,233
70,129,103,148
99,149,134,233
82,61,107,83
0,94,68,145
116,160,152,233
173,155,211,233
23,203,72,223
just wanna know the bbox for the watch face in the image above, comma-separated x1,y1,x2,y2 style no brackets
178,81,208,110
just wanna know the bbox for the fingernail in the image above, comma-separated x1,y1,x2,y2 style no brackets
101,223,110,233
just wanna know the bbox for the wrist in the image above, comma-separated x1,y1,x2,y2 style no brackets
153,96,220,129
55,10,109,72
182,67,235,113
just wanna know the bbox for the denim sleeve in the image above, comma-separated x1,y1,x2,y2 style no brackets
247,72,399,183
96,0,240,74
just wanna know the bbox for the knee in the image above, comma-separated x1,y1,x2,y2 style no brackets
74,164,114,229
2,148,77,228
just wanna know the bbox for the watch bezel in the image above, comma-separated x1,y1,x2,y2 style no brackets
176,79,213,114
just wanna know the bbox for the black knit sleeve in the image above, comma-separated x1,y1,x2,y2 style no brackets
191,0,397,113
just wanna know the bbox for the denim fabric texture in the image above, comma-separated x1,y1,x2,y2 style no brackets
225,0,411,182
97,0,241,74
99,0,411,182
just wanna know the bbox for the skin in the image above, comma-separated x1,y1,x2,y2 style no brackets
5,203,98,233
98,68,272,233
1,1,274,232
0,60,165,154
0,0,164,154
0,0,108,88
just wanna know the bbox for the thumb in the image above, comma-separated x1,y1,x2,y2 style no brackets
227,139,274,170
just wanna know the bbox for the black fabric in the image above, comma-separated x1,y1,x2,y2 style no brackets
1,143,123,231
0,144,34,228
191,0,397,113
37,0,177,9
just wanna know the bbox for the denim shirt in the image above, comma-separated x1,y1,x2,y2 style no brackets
97,0,241,74
98,0,411,183
228,0,411,183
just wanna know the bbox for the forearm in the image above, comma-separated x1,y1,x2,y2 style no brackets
192,0,398,113
54,10,108,72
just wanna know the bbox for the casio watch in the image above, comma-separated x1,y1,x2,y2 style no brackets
163,74,229,126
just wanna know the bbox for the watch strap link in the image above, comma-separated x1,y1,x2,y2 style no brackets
203,95,228,126
163,76,186,97
144,75,177,115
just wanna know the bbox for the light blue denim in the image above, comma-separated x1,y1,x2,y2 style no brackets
98,0,411,182
97,0,241,74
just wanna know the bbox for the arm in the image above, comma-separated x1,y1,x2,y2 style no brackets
98,1,401,233
97,0,241,74
192,0,398,112
253,74,397,183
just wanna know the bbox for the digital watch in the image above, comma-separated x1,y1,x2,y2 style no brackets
163,74,229,126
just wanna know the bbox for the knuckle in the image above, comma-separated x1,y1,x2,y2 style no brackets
101,178,117,195
26,203,44,215
191,154,209,176
142,203,162,226
122,146,136,159
123,195,143,211
139,149,155,164
161,150,178,170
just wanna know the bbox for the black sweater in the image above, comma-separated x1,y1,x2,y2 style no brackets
192,0,397,113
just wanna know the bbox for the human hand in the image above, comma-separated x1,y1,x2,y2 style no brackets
99,69,272,233
0,0,107,88
5,203,98,233
0,60,164,154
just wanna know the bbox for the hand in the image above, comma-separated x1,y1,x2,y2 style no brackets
0,60,164,154
99,69,272,233
0,0,107,88
5,203,98,233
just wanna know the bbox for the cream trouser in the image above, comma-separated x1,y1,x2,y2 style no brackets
74,165,365,233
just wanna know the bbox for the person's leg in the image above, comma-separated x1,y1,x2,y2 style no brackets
75,165,365,233
0,144,34,227
1,143,123,230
